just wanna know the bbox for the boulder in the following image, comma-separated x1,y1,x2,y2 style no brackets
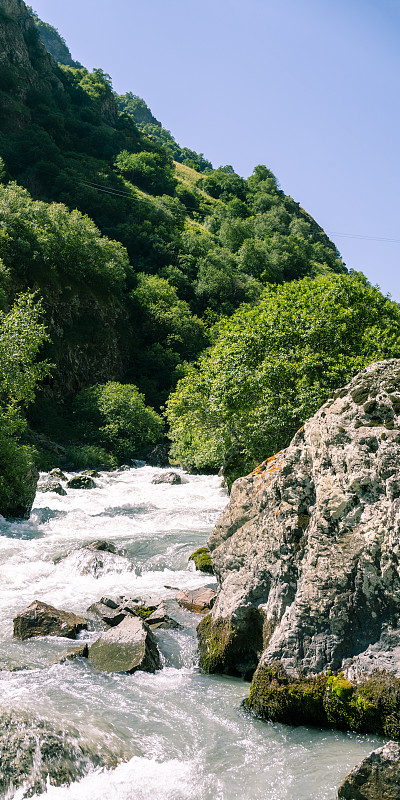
87,601,128,628
177,587,216,613
37,478,67,496
88,596,169,628
88,616,161,673
197,360,400,732
13,600,88,640
189,547,214,574
152,471,183,485
338,741,400,799
49,468,67,480
66,475,96,489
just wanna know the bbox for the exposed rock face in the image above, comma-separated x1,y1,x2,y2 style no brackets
338,741,400,799
88,616,161,673
13,600,88,640
198,361,400,719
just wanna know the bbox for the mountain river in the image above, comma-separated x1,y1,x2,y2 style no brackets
0,465,383,800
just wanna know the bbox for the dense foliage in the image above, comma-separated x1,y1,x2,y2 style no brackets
115,92,213,173
0,293,50,515
166,274,400,482
3,2,393,493
72,382,164,462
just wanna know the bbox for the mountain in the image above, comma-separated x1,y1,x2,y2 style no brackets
0,0,347,474
27,5,82,67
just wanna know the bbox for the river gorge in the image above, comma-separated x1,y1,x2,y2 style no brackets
0,465,383,799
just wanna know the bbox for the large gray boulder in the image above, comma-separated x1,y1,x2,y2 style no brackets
197,360,400,730
13,600,88,640
88,615,161,673
338,741,400,799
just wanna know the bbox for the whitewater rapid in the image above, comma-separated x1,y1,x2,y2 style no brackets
0,466,383,799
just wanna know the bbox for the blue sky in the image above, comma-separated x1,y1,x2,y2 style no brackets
31,0,400,299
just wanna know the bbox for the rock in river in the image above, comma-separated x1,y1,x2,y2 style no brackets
0,710,106,798
338,741,400,799
151,471,183,485
88,615,161,673
177,587,216,613
13,600,88,640
197,360,400,733
66,474,96,489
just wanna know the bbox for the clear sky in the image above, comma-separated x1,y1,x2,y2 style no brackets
30,0,400,300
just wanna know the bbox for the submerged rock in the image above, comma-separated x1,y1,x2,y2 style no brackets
177,587,216,613
197,360,400,733
337,741,400,799
84,540,117,554
13,600,88,640
0,710,106,798
189,547,214,574
151,471,183,485
88,615,161,673
66,475,96,490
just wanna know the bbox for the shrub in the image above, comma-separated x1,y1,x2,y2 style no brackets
73,381,164,461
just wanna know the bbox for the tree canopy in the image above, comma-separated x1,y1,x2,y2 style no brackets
166,273,400,484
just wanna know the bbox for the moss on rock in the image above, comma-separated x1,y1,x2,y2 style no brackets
189,547,214,574
245,663,400,738
197,607,263,679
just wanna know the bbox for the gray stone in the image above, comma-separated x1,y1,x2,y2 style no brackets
49,468,67,480
198,360,400,679
338,741,400,799
88,616,161,673
13,600,88,640
66,475,96,490
152,471,183,485
146,605,182,630
37,478,67,496
177,587,216,613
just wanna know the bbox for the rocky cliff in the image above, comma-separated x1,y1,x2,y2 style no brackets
198,360,400,734
0,0,64,129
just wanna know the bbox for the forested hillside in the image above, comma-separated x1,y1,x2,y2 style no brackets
1,0,396,507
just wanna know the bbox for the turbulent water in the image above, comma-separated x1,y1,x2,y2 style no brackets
0,466,383,800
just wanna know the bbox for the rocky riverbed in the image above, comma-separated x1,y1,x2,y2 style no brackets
0,461,387,799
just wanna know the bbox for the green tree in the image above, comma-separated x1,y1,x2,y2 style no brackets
166,273,400,483
73,381,164,461
0,293,51,517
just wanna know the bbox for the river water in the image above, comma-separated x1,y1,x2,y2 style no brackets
0,466,382,800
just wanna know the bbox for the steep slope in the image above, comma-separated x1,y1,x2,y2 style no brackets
27,5,82,67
